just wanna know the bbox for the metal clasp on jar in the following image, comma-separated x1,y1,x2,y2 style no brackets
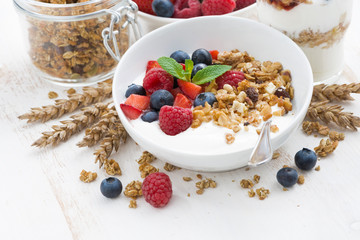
102,0,142,62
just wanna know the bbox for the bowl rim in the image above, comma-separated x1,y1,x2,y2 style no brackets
113,15,313,158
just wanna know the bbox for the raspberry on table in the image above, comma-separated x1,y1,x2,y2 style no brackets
215,70,245,89
201,0,236,16
142,172,173,208
173,0,202,18
159,106,193,135
143,68,174,95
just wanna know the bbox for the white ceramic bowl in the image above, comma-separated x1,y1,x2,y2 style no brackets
113,16,313,172
137,3,256,35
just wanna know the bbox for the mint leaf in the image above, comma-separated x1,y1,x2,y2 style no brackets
184,59,194,81
192,65,232,85
157,57,186,81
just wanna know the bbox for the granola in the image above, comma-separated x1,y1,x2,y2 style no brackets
79,169,97,183
104,159,122,176
314,138,338,157
124,180,143,200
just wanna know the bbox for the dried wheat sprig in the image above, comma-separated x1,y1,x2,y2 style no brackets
94,122,127,168
19,81,112,123
77,106,120,148
307,101,360,131
32,102,110,147
312,83,360,102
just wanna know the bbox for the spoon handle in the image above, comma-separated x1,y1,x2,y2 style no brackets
248,120,273,167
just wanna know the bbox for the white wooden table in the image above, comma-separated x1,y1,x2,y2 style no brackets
1,1,360,240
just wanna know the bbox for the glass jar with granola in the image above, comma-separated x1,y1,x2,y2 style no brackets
257,0,353,83
14,0,139,85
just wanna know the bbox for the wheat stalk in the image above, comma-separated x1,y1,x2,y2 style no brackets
312,83,360,102
32,102,110,147
19,80,112,123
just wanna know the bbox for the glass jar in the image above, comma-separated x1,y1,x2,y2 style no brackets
13,0,141,86
257,0,353,83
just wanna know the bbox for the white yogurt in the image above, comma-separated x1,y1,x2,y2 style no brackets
257,0,353,82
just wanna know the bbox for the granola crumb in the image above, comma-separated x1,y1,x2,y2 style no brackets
48,91,58,99
124,181,143,200
248,189,255,198
240,179,254,189
270,124,279,133
79,170,97,183
329,131,345,141
164,162,180,172
232,180,235,182
195,178,216,194
283,187,288,191
137,151,156,164
104,159,121,176
196,189,204,195
315,165,321,171
314,138,338,157
245,167,250,171
139,162,158,178
67,88,76,95
129,200,137,208
225,133,235,144
253,174,260,184
187,193,190,197
183,177,192,182
272,152,280,159
297,175,305,184
256,187,270,200
196,174,203,180
283,165,290,168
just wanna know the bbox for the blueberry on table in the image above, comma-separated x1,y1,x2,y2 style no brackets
170,50,190,63
194,92,217,107
125,84,146,98
276,167,298,188
191,48,212,65
100,177,123,198
141,110,159,123
295,148,317,170
150,89,174,111
152,0,174,18
191,63,207,78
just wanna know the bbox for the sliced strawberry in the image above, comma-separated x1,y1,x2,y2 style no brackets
209,50,219,60
120,104,142,120
177,79,202,100
170,87,183,98
146,60,161,72
174,93,192,108
124,94,150,110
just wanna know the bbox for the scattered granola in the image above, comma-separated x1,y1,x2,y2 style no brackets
297,175,305,185
124,180,143,200
48,91,58,99
240,179,254,189
196,174,203,180
137,151,156,164
272,152,280,159
225,133,235,144
104,159,121,176
195,178,217,195
302,121,330,136
329,131,345,141
256,187,270,200
164,162,180,172
79,169,97,183
248,189,256,197
129,200,137,208
282,188,288,191
139,162,159,178
314,138,338,157
253,175,261,184
67,88,76,95
315,166,321,171
183,177,192,182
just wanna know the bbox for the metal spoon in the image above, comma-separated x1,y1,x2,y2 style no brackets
248,120,273,167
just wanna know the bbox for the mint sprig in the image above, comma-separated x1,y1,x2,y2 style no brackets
157,56,231,85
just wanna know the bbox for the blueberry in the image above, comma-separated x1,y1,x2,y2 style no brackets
191,63,207,78
141,110,159,123
125,84,146,98
170,50,190,63
100,177,123,198
276,167,298,188
194,92,217,107
295,148,317,170
191,48,212,65
152,0,174,17
150,89,174,111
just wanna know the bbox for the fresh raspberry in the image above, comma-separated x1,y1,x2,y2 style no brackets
234,0,255,11
159,106,193,135
133,0,156,15
173,0,202,18
142,172,173,208
215,70,245,89
143,68,174,95
201,0,236,16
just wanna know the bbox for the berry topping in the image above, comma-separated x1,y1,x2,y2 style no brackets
173,93,192,108
142,172,172,208
170,87,183,98
235,0,256,11
170,50,191,63
215,70,244,89
159,106,193,135
274,87,291,99
146,60,161,72
194,92,217,107
209,50,219,60
276,167,298,188
295,148,317,170
177,79,202,100
125,84,146,98
246,87,259,104
173,0,202,18
100,177,123,198
201,0,236,16
150,89,174,111
133,0,156,15
191,48,212,65
143,68,174,94
152,0,174,17
141,110,159,123
124,94,150,110
191,63,207,78
120,104,142,120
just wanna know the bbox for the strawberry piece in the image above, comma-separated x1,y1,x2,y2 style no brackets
120,104,142,120
201,0,236,16
235,0,255,11
159,106,193,135
173,0,202,18
170,87,183,98
143,68,174,95
124,94,150,110
177,79,202,100
133,0,155,15
215,70,245,89
146,60,161,72
209,50,219,60
173,93,192,108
